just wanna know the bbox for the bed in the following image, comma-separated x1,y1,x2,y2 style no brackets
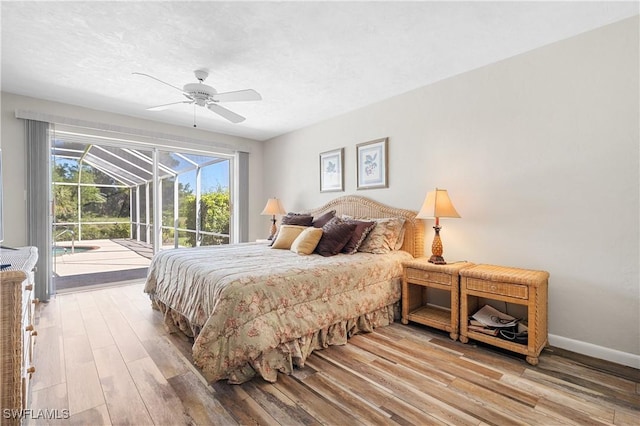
144,195,424,384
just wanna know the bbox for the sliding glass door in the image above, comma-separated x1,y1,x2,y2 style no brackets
50,130,232,291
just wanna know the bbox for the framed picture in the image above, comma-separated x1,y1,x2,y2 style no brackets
356,138,388,190
319,148,344,192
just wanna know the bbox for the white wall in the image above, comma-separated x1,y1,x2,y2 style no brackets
0,92,266,245
263,17,639,366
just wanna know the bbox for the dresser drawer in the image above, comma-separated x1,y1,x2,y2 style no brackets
466,278,529,300
405,268,451,285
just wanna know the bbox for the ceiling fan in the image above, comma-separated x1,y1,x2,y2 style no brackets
133,69,261,124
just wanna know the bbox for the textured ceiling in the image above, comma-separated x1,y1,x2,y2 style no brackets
1,1,637,141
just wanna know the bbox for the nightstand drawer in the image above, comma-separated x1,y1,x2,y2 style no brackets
466,278,528,299
405,268,450,285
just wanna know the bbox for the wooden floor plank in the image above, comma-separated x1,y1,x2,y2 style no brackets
345,336,456,386
127,356,191,425
534,355,640,409
540,353,638,393
27,383,68,426
167,372,238,426
448,377,572,425
535,397,613,426
139,335,190,380
92,344,154,425
501,371,618,421
65,404,112,426
57,294,85,339
63,333,105,415
75,292,116,350
614,406,640,425
92,290,149,363
301,371,397,425
241,379,322,426
271,373,365,425
30,322,65,392
211,381,279,426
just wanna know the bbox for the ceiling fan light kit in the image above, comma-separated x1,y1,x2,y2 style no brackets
133,69,261,125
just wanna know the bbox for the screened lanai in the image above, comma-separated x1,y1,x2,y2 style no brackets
50,129,232,285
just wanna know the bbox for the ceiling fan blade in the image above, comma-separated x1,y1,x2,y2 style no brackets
147,100,192,111
207,103,246,123
213,89,262,103
132,72,184,93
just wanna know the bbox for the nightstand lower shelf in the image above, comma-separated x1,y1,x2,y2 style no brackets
462,330,532,360
405,305,457,339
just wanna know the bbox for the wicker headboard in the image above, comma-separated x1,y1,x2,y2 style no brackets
303,195,424,258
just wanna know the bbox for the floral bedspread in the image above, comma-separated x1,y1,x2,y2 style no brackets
144,243,411,383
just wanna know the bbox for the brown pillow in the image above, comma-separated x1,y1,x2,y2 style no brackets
312,210,336,228
341,220,376,254
315,219,357,257
282,213,313,226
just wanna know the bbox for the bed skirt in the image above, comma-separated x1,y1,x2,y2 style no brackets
152,297,399,384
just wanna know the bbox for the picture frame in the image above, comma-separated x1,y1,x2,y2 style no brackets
319,148,344,192
356,137,388,190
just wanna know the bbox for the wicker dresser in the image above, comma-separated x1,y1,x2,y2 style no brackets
459,264,549,365
0,247,38,425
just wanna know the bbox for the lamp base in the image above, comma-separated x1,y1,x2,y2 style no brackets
430,224,446,264
267,217,277,240
429,255,447,265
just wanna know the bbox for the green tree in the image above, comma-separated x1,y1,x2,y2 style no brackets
52,163,77,222
184,186,230,246
77,164,107,207
53,162,112,241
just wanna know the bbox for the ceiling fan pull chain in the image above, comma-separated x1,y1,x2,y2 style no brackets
193,104,197,128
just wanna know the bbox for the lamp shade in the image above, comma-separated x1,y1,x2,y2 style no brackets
416,188,460,219
261,198,286,216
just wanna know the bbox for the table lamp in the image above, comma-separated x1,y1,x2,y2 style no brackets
261,198,286,240
416,188,460,264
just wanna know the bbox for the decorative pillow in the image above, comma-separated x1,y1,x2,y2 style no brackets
357,217,406,254
394,227,406,251
271,225,307,249
282,213,313,226
269,213,313,245
312,210,336,228
341,219,376,254
290,227,323,255
315,218,357,257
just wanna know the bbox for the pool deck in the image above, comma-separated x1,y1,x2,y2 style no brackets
54,238,152,277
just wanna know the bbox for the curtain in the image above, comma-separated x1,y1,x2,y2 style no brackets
26,120,53,301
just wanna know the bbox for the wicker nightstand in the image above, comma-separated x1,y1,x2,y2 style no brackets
459,264,549,365
401,259,473,340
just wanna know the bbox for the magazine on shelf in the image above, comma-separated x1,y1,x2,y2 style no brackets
468,324,499,336
471,304,519,328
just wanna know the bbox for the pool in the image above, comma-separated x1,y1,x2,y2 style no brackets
53,246,99,256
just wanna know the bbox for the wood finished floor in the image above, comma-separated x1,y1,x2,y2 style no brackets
28,281,639,425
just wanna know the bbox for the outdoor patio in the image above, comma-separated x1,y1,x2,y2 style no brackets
53,238,152,291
